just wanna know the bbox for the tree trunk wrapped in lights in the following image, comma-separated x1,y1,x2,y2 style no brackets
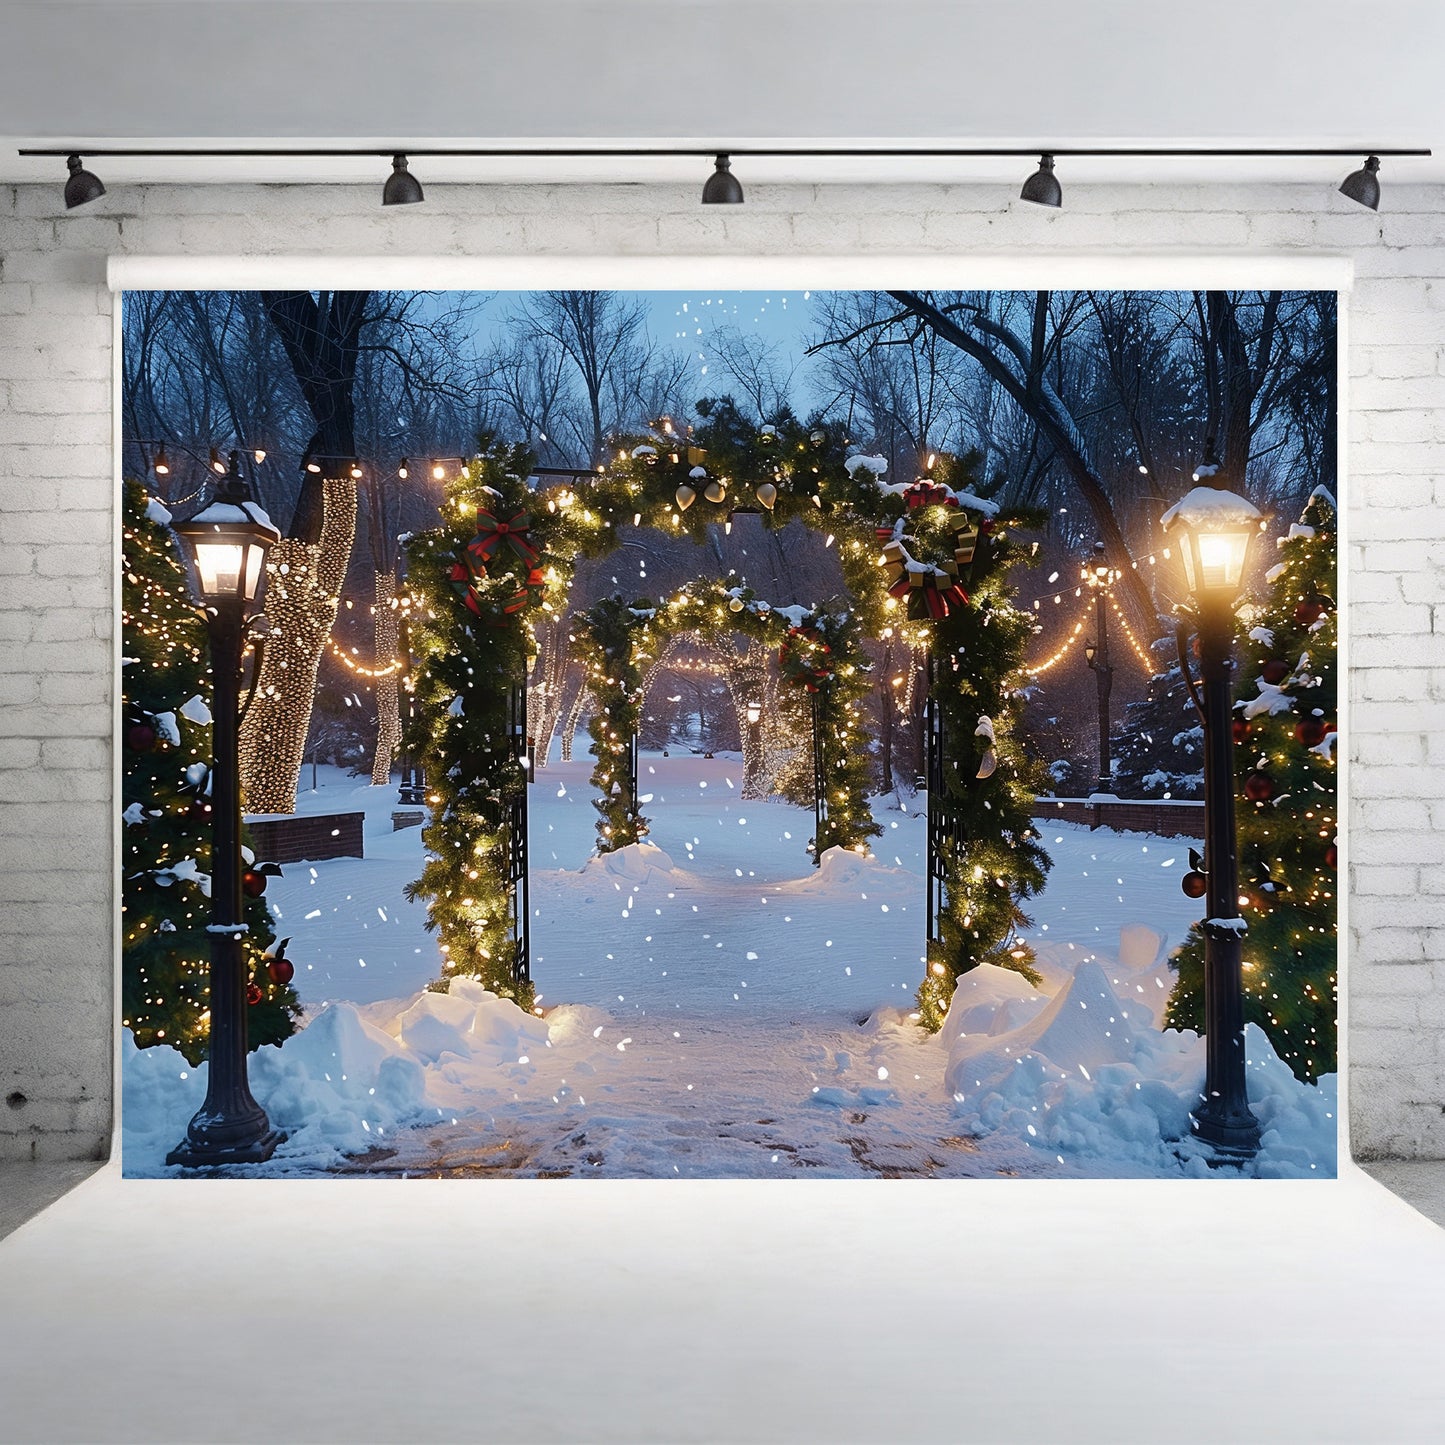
719,642,771,800
369,568,402,785
526,615,571,770
1166,489,1338,1082
238,474,357,813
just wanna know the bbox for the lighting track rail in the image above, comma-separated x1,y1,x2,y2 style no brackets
22,144,1430,210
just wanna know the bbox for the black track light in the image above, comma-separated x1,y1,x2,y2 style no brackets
1020,153,1062,208
63,154,105,209
153,447,170,477
702,154,744,205
209,446,226,474
383,153,425,206
398,457,410,479
1339,154,1381,210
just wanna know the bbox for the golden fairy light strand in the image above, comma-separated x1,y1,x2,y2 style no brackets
1106,594,1159,671
327,640,406,679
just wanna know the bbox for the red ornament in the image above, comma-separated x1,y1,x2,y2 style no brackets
1261,659,1290,686
1243,770,1275,802
267,956,295,987
125,721,158,752
1232,718,1250,744
1325,843,1338,869
1294,717,1330,747
189,797,213,822
246,982,264,1005
1181,870,1208,899
242,869,267,898
1293,598,1326,627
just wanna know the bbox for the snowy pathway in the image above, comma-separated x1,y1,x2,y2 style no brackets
123,758,1335,1178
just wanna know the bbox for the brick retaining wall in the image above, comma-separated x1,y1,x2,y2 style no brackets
1034,798,1207,838
244,812,365,865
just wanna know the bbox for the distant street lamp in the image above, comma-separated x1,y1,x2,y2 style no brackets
167,452,284,1167
1082,541,1116,796
1162,455,1264,1160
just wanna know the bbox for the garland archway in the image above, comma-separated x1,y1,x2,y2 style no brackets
573,581,877,858
403,407,1051,1024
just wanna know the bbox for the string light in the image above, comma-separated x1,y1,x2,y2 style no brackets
1106,594,1159,672
327,642,406,679
1023,615,1089,677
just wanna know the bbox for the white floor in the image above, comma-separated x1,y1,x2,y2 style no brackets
2,1161,1443,1443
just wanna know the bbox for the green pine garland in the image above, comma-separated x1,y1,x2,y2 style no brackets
577,594,654,850
402,441,541,1006
1167,489,1339,1082
913,457,1051,1028
121,480,299,1064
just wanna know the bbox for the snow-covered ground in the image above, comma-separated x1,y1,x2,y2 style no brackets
122,755,1337,1178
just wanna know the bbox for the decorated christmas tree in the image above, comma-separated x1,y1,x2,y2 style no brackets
1167,488,1338,1082
121,480,299,1064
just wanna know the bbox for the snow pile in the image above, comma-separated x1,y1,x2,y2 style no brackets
942,964,1336,1177
123,982,556,1173
122,1003,430,1171
397,977,549,1066
945,962,1047,1038
581,840,678,883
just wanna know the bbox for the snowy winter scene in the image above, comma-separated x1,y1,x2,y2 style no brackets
120,287,1339,1179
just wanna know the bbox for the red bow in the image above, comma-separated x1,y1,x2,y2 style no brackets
467,509,538,567
903,481,957,510
449,561,483,616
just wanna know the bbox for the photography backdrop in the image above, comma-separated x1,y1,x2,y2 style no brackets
0,3,1441,1171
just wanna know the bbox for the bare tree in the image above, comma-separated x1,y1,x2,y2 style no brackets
515,291,653,465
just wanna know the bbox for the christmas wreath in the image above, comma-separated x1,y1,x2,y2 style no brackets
778,620,835,692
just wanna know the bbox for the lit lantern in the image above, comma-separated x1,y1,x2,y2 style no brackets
1161,481,1262,602
172,455,281,609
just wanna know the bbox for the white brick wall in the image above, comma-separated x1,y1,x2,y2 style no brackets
1,179,1440,1160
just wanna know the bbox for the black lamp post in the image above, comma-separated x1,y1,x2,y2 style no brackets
166,452,284,1167
1162,462,1264,1159
1082,541,1116,797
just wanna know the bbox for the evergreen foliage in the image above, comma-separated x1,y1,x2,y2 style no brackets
405,422,1047,1023
1109,641,1206,800
917,455,1051,1027
578,594,653,849
1167,490,1339,1082
403,441,539,1007
121,481,298,1064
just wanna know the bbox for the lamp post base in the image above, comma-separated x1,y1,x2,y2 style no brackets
1191,1106,1262,1160
166,1129,285,1169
